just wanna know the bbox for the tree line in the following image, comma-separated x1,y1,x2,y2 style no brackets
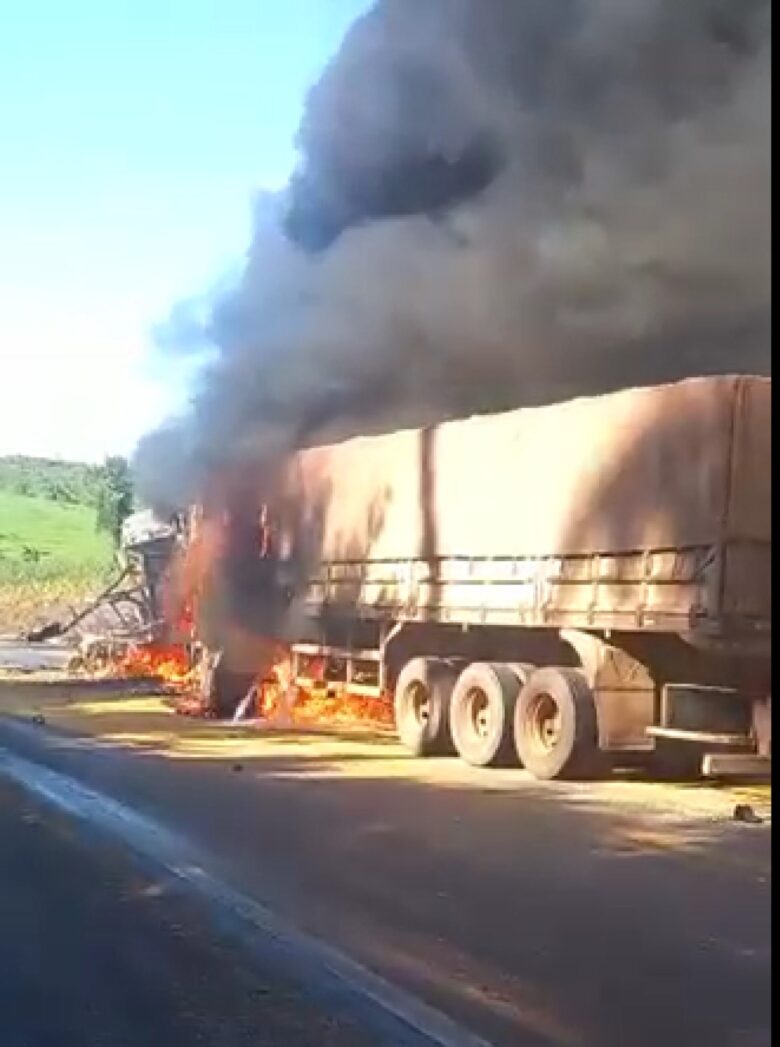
0,454,134,546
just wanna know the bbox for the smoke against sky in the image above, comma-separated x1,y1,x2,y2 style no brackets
136,0,771,510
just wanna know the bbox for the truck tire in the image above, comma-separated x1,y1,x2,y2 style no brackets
394,657,458,756
514,667,599,780
449,662,520,767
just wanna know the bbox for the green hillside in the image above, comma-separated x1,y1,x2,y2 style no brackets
0,465,121,633
0,490,113,583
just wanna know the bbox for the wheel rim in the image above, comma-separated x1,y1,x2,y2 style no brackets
526,691,562,753
466,687,491,739
407,681,430,725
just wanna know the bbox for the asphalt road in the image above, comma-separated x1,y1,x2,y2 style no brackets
0,691,771,1047
0,640,73,672
0,777,390,1047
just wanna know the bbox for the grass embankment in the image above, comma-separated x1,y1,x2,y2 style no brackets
0,490,114,634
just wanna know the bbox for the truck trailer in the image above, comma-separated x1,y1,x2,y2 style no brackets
203,374,772,780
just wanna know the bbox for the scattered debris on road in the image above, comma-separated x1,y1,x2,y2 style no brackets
733,804,764,825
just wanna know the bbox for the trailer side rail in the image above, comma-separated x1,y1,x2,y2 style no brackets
301,540,771,639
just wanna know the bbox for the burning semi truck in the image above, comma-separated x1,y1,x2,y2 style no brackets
158,374,770,781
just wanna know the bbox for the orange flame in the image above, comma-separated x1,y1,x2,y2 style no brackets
112,642,195,689
253,652,393,729
162,507,225,642
113,498,392,728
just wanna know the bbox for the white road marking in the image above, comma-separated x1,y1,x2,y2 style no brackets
0,747,494,1047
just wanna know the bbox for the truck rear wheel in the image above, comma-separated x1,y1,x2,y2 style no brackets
450,662,520,767
394,657,458,756
514,667,599,780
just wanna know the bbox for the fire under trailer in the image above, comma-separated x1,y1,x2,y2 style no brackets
214,374,772,781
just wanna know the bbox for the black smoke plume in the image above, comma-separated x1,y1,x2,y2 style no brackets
135,0,771,513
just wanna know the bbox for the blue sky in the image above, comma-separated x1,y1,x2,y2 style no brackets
0,0,368,462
